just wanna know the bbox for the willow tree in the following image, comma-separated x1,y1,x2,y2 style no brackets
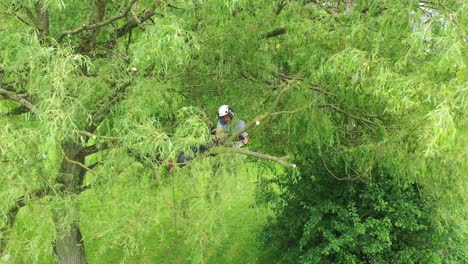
1,0,466,263
0,0,297,263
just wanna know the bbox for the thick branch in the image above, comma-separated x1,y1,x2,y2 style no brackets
0,87,36,114
114,3,162,40
79,144,106,157
56,0,137,43
63,152,94,174
34,1,49,43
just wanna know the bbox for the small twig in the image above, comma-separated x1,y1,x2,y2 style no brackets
62,151,94,173
320,156,356,181
321,156,345,180
75,129,120,140
309,85,336,97
415,182,427,203
317,104,375,125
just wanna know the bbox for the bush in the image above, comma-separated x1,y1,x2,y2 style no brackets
260,159,465,264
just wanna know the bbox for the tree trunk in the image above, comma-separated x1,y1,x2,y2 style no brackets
54,222,87,264
53,142,87,264
79,0,107,54
35,1,50,45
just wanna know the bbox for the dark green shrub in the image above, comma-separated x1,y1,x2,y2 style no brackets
260,157,464,264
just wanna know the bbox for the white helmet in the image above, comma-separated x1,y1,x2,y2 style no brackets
218,105,234,118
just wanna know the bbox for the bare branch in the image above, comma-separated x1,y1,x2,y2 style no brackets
0,87,37,114
75,130,120,141
62,149,94,173
56,0,138,43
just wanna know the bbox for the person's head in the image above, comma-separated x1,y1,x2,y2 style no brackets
218,105,234,123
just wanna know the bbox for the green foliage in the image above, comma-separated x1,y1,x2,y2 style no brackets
1,0,466,263
261,151,467,263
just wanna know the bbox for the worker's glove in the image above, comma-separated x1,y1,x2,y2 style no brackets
239,136,248,146
210,127,217,135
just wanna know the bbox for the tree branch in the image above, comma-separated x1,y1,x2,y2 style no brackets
0,87,36,114
269,102,314,116
75,130,120,141
218,147,296,168
114,3,163,40
0,2,35,28
79,143,111,157
62,149,94,173
56,0,138,43
23,6,37,25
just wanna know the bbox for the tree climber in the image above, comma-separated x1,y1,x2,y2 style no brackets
168,104,248,170
214,105,248,147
